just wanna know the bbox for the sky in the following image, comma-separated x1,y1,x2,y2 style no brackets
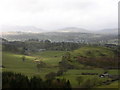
0,0,119,32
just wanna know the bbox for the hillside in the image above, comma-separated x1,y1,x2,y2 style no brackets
2,51,64,77
71,46,115,58
95,28,118,35
2,50,119,88
66,46,119,69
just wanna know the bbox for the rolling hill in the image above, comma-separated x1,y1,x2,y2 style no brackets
1,27,118,44
71,46,115,58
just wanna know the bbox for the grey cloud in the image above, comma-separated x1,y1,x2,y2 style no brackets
0,0,119,32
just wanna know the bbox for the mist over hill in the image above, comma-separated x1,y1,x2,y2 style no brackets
93,28,118,35
1,26,44,33
1,27,118,44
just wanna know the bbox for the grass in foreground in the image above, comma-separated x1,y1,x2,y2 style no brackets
2,50,119,88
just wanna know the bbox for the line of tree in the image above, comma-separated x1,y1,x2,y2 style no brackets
2,39,86,54
2,71,71,89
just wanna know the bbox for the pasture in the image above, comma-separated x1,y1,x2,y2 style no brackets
2,49,119,88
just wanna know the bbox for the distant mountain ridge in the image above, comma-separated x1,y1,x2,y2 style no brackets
1,26,43,33
56,27,89,33
1,26,118,34
94,28,118,35
1,26,118,44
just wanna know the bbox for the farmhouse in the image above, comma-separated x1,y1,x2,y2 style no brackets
38,49,46,52
99,72,109,78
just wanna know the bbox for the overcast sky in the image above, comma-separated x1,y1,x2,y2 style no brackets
0,0,119,32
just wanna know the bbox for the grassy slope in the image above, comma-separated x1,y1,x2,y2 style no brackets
67,46,119,87
58,69,119,87
31,51,64,66
97,81,119,88
2,51,64,78
2,46,119,88
71,46,115,58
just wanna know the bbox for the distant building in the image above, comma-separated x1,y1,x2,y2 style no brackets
38,49,46,52
105,44,117,48
99,72,109,78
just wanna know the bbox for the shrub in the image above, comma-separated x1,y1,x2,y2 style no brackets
45,72,57,80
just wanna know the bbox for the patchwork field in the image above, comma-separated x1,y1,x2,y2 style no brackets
2,48,119,88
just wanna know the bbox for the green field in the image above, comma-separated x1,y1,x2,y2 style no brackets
97,81,119,88
71,46,115,58
2,46,119,88
2,51,63,78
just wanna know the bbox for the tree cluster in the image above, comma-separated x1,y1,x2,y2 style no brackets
2,40,84,54
2,71,72,89
59,52,74,69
